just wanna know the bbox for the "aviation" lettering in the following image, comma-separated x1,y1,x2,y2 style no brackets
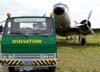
12,39,42,44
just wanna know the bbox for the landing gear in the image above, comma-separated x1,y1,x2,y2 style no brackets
79,34,86,45
48,66,56,72
81,38,86,45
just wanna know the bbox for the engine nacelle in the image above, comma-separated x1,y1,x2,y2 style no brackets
53,3,71,32
79,20,91,35
53,6,65,15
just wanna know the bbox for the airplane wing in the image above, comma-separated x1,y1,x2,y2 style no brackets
92,28,100,34
66,28,100,35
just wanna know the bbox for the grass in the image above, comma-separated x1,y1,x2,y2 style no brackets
56,35,100,72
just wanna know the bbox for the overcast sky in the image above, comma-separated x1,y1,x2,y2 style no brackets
0,0,100,28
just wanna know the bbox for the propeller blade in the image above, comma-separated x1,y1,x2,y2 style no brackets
87,10,92,20
74,21,84,27
75,24,84,27
85,10,92,24
86,24,96,35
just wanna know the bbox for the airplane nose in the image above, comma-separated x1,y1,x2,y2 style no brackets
53,7,65,15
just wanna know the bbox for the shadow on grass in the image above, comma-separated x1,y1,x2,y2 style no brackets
57,39,100,48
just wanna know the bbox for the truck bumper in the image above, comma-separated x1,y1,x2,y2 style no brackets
0,59,57,67
0,53,57,67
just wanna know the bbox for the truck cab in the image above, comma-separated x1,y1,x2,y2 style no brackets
0,15,57,72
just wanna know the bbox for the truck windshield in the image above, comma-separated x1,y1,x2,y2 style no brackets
4,17,54,36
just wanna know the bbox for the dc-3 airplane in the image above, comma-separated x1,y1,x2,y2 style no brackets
52,3,100,45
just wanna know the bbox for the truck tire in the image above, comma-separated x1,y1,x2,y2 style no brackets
8,67,19,72
48,67,56,72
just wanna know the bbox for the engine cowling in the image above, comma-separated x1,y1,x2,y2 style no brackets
54,7,65,15
79,20,91,35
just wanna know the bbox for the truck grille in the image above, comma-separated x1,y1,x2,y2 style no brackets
15,54,41,59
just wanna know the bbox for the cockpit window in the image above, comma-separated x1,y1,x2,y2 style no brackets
4,17,54,36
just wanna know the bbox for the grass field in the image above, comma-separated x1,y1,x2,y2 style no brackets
56,35,100,72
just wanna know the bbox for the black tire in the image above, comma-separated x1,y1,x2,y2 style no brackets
48,67,56,72
81,38,86,45
23,70,33,72
8,67,19,72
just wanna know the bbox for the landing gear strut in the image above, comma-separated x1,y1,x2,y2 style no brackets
81,38,86,45
79,35,86,45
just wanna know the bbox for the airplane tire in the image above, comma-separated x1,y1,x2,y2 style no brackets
48,67,56,72
8,67,19,72
81,38,86,45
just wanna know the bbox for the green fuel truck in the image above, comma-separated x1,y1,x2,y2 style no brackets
0,13,57,72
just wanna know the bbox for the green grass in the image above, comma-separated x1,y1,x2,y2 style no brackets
56,35,100,72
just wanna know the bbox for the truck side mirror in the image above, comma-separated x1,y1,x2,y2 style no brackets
0,25,3,32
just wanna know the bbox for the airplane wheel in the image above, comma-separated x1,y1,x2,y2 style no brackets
48,67,56,72
8,67,19,72
81,38,86,45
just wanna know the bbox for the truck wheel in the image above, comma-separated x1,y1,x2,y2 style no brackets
23,70,33,72
48,67,56,72
8,67,19,72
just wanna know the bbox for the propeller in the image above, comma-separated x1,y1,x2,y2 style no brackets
74,21,83,26
85,10,92,24
75,10,96,35
86,24,96,35
85,10,96,35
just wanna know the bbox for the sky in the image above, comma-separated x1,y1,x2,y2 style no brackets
0,0,100,28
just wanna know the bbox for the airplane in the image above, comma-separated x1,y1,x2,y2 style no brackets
52,3,100,45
